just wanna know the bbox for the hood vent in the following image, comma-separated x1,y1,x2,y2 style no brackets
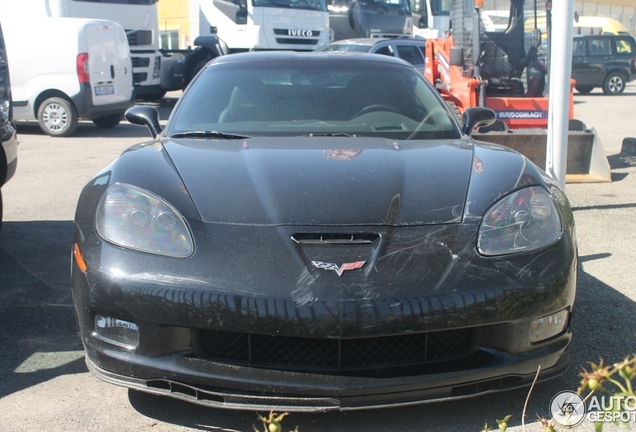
292,233,379,245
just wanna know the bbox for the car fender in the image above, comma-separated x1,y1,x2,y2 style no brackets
74,140,200,240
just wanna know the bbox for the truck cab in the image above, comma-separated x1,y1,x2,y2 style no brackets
201,0,331,51
328,0,413,40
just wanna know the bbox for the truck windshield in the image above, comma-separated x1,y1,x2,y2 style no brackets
71,0,156,4
358,0,409,9
253,0,327,12
429,0,450,15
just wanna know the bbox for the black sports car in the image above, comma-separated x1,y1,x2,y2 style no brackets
71,51,577,412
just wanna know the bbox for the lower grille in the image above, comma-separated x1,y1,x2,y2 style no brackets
194,328,480,376
275,38,319,46
132,57,151,68
133,72,148,84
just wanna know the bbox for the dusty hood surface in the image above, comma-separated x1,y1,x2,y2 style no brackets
163,137,473,226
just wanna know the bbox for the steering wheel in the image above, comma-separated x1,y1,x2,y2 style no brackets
352,104,401,119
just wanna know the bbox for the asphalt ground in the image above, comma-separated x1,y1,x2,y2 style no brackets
0,85,635,431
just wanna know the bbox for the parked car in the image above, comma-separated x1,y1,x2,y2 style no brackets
1,17,135,136
72,51,577,412
316,37,426,72
572,34,636,95
0,21,17,231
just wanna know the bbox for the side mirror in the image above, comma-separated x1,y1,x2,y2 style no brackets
418,11,428,28
125,105,162,138
236,5,247,24
461,107,496,136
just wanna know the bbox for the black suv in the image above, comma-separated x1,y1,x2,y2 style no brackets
572,34,636,95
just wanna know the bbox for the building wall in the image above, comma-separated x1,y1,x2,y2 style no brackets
577,1,635,34
482,0,636,35
157,0,193,49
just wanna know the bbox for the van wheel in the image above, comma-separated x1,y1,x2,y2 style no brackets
575,85,594,94
37,97,78,137
93,113,123,128
602,72,625,95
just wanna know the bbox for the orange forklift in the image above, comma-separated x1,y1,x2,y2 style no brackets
424,0,611,182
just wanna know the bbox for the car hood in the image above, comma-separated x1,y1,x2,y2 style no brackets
162,137,473,226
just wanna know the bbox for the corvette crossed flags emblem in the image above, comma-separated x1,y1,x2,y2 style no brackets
311,260,366,276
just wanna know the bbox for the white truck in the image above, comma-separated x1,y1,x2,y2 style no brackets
165,0,332,89
1,17,135,136
0,0,164,101
410,0,451,39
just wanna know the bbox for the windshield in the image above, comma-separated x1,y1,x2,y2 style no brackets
253,0,327,12
167,56,459,141
358,0,410,9
316,43,373,52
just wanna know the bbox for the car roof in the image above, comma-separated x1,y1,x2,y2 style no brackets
325,37,425,46
211,50,416,67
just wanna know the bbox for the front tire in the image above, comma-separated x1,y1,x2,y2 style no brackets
37,97,78,137
92,113,123,128
602,72,626,95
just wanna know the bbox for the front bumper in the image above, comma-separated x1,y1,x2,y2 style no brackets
85,341,569,412
72,83,135,120
72,217,576,411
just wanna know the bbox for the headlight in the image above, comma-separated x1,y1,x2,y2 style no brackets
478,186,561,256
96,183,194,257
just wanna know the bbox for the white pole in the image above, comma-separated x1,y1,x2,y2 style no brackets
546,0,575,189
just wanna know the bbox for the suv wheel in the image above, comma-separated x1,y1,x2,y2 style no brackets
602,72,626,95
37,97,78,137
575,85,594,94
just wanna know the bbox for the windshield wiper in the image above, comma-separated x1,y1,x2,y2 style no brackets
170,131,250,140
306,133,355,137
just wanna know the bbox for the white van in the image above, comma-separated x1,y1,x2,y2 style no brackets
1,17,134,137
